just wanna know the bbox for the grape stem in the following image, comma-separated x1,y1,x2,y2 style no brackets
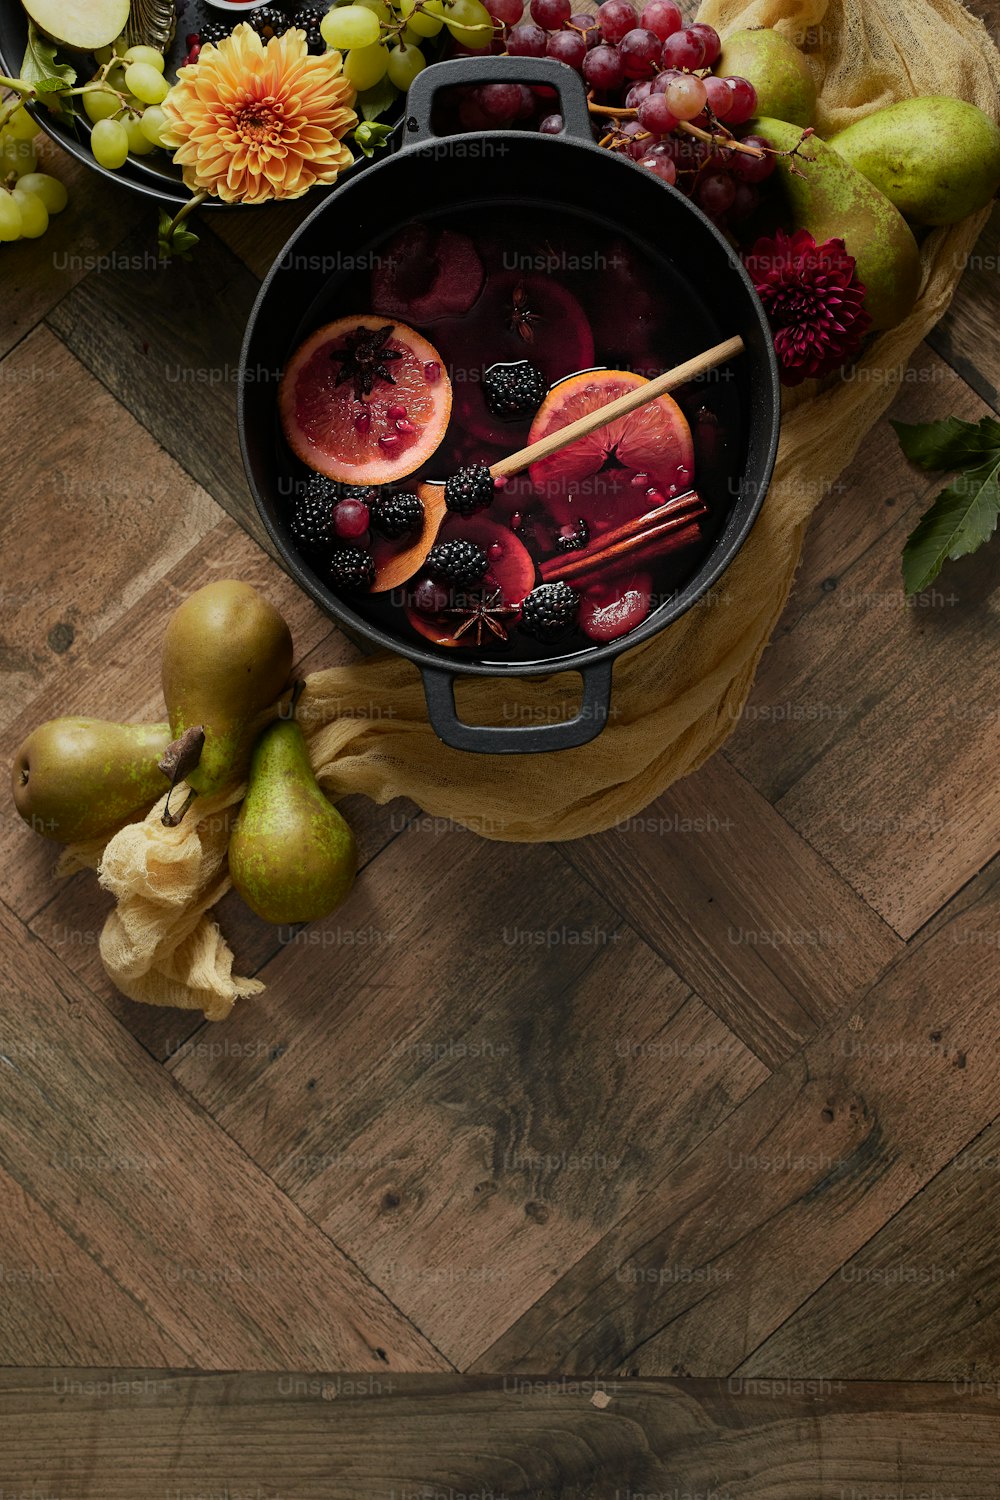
586,93,768,160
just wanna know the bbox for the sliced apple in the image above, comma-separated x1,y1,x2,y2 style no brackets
22,0,131,52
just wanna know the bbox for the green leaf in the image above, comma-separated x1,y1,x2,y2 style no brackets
357,78,399,122
353,120,394,157
902,454,1000,594
19,22,76,124
891,414,1000,472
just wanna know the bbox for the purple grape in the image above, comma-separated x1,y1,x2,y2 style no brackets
637,93,677,135
596,0,636,43
546,27,587,67
484,0,523,25
582,42,624,90
619,118,651,157
530,0,571,28
569,12,600,47
639,0,681,39
507,21,548,54
625,80,653,107
539,112,564,133
703,74,734,119
639,151,677,184
725,76,758,125
479,81,526,121
688,21,721,66
514,83,535,118
619,26,661,77
659,27,705,70
696,171,736,215
732,136,776,182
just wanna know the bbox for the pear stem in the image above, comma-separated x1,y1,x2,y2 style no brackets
162,788,197,828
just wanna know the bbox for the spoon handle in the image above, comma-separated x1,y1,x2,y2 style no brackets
489,335,746,480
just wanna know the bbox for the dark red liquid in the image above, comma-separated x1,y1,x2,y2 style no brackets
279,201,743,662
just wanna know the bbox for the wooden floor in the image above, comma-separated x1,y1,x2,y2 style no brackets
3,12,1000,1491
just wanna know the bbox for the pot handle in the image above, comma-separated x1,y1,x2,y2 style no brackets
402,56,593,147
419,658,613,755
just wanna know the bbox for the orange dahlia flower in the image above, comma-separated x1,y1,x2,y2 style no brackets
161,24,357,206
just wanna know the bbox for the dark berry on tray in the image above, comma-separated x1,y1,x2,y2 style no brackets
445,463,493,516
520,581,580,642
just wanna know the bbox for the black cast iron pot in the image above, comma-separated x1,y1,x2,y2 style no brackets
240,56,780,754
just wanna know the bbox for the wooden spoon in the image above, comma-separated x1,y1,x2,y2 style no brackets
371,334,745,593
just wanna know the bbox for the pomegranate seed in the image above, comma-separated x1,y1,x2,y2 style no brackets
511,511,523,530
493,474,508,489
354,410,371,433
395,418,416,434
646,490,667,505
186,32,198,45
488,542,504,561
387,403,408,420
424,362,440,383
630,471,650,488
187,43,200,61
379,433,400,449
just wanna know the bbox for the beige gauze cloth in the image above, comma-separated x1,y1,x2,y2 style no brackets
67,0,1000,1018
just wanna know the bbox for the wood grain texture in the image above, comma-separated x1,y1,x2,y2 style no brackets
0,325,218,734
724,371,1000,938
478,850,1000,1374
0,132,138,362
928,203,1000,412
563,756,900,1067
0,883,446,1372
45,226,268,545
1,1373,998,1500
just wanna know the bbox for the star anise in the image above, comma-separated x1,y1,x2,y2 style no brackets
329,322,403,400
443,588,520,647
507,283,542,345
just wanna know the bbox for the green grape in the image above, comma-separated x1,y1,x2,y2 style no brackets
386,41,426,88
400,23,424,42
123,112,156,155
140,105,168,145
124,62,169,105
355,0,392,19
399,0,444,35
95,37,129,62
0,136,37,177
6,106,38,142
343,41,390,87
0,189,22,242
83,86,121,124
16,172,67,214
11,187,48,239
91,117,130,169
123,44,165,72
442,0,493,45
321,4,382,49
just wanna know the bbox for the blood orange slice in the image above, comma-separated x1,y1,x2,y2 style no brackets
406,515,536,649
528,369,695,513
280,315,452,487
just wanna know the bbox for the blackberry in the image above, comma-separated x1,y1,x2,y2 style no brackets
445,463,494,516
555,517,590,553
427,539,489,589
370,490,424,540
326,545,376,593
482,360,547,420
290,6,327,52
520,581,580,642
248,6,290,41
198,19,232,46
289,473,338,549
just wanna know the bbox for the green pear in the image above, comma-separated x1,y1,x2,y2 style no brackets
11,718,171,844
718,29,816,128
755,118,922,330
830,97,1000,227
229,720,357,925
161,581,294,797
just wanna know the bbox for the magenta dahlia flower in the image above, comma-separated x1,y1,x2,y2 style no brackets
744,228,872,385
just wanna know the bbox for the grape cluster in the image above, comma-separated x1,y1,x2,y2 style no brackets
82,40,173,170
472,0,776,229
321,0,494,93
0,106,69,243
